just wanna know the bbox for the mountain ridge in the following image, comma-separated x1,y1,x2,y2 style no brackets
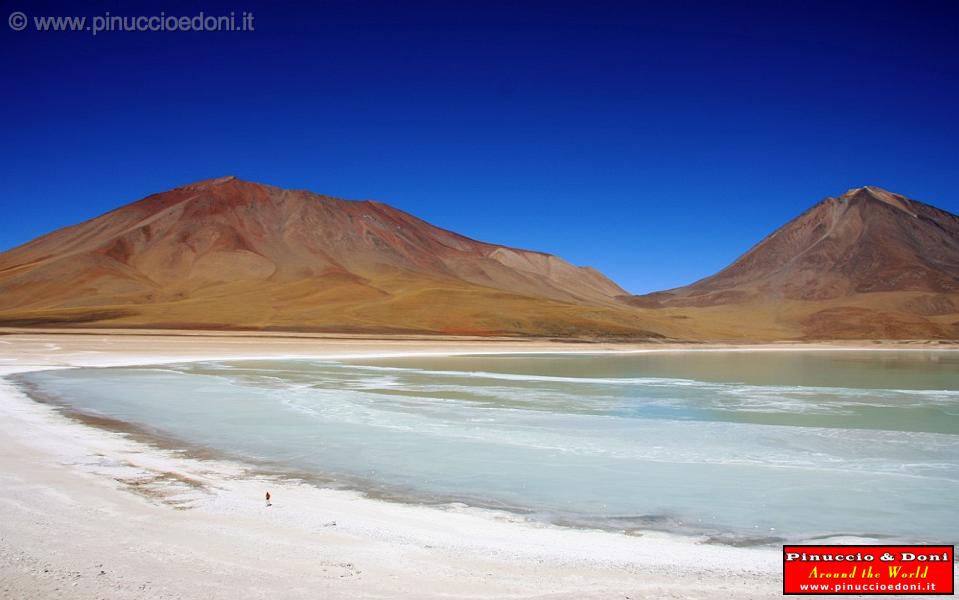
0,177,656,337
1,180,956,340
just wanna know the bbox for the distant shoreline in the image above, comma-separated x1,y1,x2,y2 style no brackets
3,326,957,349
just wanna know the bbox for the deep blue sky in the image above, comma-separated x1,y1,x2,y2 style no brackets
2,0,956,293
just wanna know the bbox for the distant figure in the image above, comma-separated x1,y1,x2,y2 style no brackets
265,491,272,507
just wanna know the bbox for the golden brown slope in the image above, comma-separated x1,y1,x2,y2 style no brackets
0,177,673,337
626,186,959,340
4,180,956,340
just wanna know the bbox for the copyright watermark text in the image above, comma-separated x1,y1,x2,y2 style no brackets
8,10,255,35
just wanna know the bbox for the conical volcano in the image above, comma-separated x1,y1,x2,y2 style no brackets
627,187,959,339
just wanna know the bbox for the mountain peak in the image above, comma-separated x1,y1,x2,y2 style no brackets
840,185,917,216
178,175,240,191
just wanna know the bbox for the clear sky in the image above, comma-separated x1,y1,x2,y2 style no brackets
2,0,956,293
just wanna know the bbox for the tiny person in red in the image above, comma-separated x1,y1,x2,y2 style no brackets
265,491,272,507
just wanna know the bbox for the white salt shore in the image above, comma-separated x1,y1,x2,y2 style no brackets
6,330,893,599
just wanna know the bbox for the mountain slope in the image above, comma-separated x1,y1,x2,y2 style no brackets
3,181,956,340
0,177,667,337
627,186,959,339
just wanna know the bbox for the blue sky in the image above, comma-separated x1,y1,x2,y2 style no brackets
1,0,956,293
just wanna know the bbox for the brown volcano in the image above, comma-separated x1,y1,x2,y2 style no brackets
627,186,959,339
0,176,669,337
2,180,956,340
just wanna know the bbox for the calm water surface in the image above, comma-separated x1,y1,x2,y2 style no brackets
18,351,959,545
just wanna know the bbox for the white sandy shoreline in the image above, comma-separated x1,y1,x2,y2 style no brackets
3,332,953,599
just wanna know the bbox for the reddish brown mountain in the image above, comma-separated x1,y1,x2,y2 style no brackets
1,180,956,340
628,186,959,339
0,176,665,337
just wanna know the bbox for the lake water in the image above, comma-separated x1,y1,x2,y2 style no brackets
17,350,959,545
